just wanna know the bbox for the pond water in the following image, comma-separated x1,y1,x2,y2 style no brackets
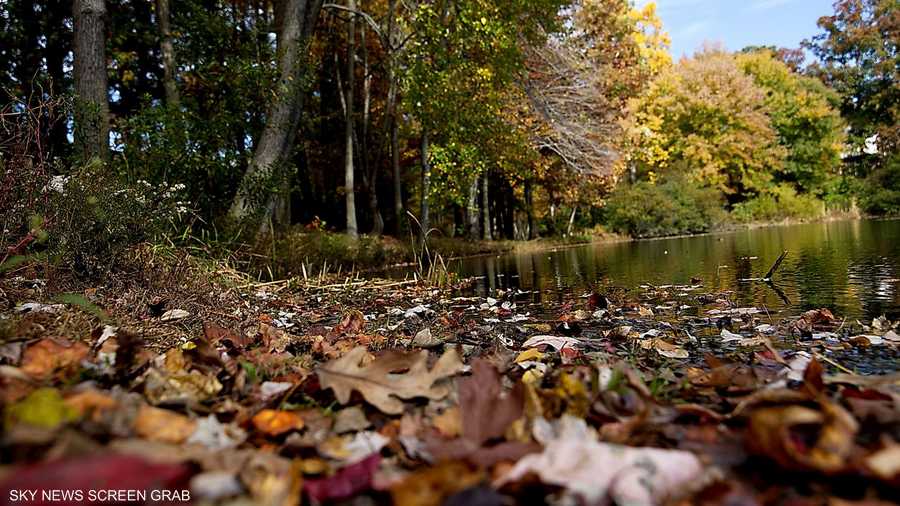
450,219,900,321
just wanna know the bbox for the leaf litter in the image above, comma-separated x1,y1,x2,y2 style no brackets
0,261,898,505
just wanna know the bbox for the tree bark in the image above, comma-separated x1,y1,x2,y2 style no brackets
566,206,577,237
525,179,535,240
343,0,359,238
386,0,403,235
359,24,383,235
419,130,431,238
467,176,480,239
229,0,322,223
481,171,491,240
156,0,180,108
73,0,110,162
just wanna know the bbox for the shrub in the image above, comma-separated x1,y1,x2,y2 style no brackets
604,177,726,238
2,159,186,278
859,156,900,216
731,184,824,223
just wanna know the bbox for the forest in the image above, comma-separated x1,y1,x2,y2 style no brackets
1,0,898,269
1,1,900,505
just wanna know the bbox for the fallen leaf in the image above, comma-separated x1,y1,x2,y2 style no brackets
332,310,366,336
522,335,580,351
190,470,244,501
20,339,89,379
642,338,689,359
317,431,390,464
251,409,304,436
333,406,372,433
143,367,223,405
64,390,118,422
746,399,858,473
134,405,197,444
0,454,193,501
5,387,78,430
390,461,484,506
411,327,443,348
496,438,704,505
187,415,247,450
203,321,252,349
514,348,544,363
429,359,536,466
161,308,191,321
432,407,462,438
864,444,900,484
304,454,380,502
317,347,464,414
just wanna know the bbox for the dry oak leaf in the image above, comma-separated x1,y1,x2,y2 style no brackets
316,346,464,415
252,409,304,436
133,405,197,444
20,338,89,379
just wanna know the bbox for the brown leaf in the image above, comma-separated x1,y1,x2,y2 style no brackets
20,338,89,380
251,409,304,436
133,405,197,444
316,347,464,415
460,359,524,446
432,407,462,438
203,321,252,349
330,310,366,337
746,399,858,473
803,356,825,397
64,390,118,422
390,461,484,506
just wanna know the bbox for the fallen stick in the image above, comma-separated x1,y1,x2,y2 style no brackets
739,250,789,283
763,250,789,281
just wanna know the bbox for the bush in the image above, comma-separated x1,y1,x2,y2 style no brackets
604,177,726,238
731,184,825,223
859,156,900,216
2,159,186,278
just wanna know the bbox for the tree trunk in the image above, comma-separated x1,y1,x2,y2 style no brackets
420,130,431,238
386,0,403,235
467,176,480,239
359,24,382,235
566,206,577,237
481,171,491,241
391,111,402,232
73,0,109,162
229,0,322,223
343,0,358,238
525,179,535,240
156,0,179,108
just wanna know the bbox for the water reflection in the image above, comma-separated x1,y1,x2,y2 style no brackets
452,219,900,320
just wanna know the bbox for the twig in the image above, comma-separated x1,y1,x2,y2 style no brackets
814,352,854,375
764,250,788,281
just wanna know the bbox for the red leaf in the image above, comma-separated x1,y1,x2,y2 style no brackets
0,454,194,506
304,454,380,502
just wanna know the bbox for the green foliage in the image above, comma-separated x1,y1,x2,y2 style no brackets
731,184,824,223
604,177,726,238
859,155,900,216
625,50,785,199
54,292,110,321
736,50,845,192
114,106,247,219
6,160,186,277
805,0,899,153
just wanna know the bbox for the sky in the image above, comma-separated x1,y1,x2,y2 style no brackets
637,0,836,59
